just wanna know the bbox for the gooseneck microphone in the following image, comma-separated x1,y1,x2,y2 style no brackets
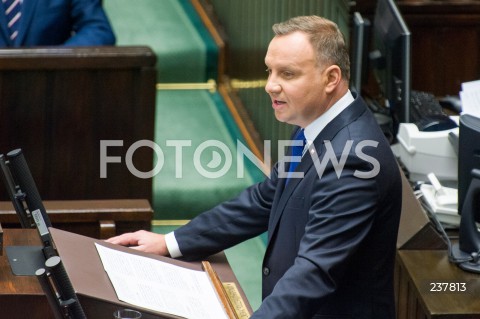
6,148,52,228
6,149,55,258
45,256,87,319
0,153,33,228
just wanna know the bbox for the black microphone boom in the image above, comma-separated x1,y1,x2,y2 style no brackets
0,153,33,228
6,149,52,228
45,256,87,319
5,149,55,258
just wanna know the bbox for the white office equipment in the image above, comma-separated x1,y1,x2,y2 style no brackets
420,180,459,227
393,121,459,183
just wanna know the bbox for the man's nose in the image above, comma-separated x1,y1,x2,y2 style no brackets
265,78,281,94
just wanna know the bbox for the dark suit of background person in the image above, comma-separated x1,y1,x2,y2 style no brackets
106,15,402,319
0,0,115,47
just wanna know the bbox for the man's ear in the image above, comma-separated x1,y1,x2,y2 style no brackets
324,65,342,93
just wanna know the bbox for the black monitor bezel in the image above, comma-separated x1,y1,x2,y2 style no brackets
350,12,371,95
371,0,411,127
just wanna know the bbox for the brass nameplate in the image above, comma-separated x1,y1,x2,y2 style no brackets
222,282,251,319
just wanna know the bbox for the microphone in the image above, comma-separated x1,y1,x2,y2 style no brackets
6,149,55,258
0,153,34,228
45,256,87,319
6,149,52,228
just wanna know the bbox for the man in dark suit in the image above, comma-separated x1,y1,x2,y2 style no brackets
107,15,402,318
0,0,115,47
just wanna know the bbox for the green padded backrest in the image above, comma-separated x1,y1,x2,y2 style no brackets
103,0,218,83
153,89,264,219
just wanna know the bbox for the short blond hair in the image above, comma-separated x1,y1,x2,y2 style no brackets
272,15,350,81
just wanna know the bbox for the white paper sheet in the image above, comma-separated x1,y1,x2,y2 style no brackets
95,243,228,319
460,80,480,119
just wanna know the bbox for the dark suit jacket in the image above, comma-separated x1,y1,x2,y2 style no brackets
175,93,402,319
0,0,115,47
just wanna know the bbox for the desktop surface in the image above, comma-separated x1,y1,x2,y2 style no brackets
397,249,480,318
0,229,52,319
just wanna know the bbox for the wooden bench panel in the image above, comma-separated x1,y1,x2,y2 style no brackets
0,46,157,202
0,199,153,239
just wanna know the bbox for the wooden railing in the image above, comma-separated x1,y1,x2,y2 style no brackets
0,199,153,239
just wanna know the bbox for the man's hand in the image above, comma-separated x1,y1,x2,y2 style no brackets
105,230,169,256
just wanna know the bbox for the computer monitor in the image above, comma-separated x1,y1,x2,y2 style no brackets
370,0,411,130
350,12,371,94
458,114,480,217
451,114,480,273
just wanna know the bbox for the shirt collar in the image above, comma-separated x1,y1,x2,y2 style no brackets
303,90,354,146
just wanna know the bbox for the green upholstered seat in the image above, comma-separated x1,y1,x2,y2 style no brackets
103,0,217,82
104,0,262,219
103,0,284,309
153,89,264,219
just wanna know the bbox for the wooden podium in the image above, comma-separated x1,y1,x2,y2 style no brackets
0,228,252,319
396,172,446,250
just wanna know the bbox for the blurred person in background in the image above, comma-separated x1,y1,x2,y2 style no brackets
0,0,115,47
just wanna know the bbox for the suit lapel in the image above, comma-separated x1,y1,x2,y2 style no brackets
268,150,315,241
15,0,39,46
267,94,368,242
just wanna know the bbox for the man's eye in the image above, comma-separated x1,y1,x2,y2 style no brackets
282,71,294,78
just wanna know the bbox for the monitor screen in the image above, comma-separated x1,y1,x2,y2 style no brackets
452,114,480,273
370,0,411,130
350,12,371,95
458,114,480,218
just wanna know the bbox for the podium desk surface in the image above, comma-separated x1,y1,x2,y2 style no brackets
0,228,252,319
50,227,252,318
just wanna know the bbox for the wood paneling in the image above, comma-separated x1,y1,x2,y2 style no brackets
0,46,157,201
353,0,480,96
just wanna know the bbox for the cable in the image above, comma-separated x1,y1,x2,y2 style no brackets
417,191,479,264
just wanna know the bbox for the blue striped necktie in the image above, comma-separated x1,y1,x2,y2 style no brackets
3,0,21,41
286,129,306,183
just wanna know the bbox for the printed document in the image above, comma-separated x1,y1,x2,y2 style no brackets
460,80,480,118
95,243,228,319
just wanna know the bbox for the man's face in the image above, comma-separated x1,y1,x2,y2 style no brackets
265,31,328,128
